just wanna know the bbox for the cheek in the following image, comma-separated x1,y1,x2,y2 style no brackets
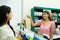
43,14,49,19
10,14,13,18
43,14,46,18
43,15,46,19
46,14,49,18
9,11,13,17
8,13,13,19
10,14,13,19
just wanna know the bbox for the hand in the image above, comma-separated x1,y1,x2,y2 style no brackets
27,15,31,18
20,19,25,24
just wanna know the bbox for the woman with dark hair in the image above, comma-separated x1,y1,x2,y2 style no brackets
27,11,56,40
0,5,15,40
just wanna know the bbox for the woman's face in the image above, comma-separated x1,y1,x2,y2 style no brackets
6,11,13,20
43,12,49,20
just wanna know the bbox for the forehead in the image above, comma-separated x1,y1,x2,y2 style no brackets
43,12,47,14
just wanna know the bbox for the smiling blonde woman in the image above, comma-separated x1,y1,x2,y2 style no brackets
27,11,56,40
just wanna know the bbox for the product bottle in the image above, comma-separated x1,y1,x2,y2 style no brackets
20,23,24,31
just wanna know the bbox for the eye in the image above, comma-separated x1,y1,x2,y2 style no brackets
43,13,45,15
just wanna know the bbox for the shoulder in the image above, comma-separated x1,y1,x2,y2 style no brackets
0,26,6,32
0,26,8,39
50,21,55,24
0,25,10,36
0,26,8,34
0,25,8,32
0,26,15,40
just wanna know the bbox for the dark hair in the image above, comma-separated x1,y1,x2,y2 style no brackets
8,21,15,36
43,11,52,21
0,5,15,36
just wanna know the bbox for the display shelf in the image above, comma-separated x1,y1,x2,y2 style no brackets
31,6,60,31
52,16,57,22
58,16,60,18
34,12,42,16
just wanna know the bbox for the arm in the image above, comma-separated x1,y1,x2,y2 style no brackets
27,15,40,26
50,33,53,40
29,16,38,26
50,21,56,40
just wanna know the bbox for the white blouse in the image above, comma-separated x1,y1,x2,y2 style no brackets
0,25,15,40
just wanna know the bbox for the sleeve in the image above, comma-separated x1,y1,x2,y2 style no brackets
0,28,15,40
35,20,42,26
50,21,56,33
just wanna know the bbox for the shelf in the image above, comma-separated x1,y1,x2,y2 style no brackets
34,9,43,12
55,22,58,23
51,10,58,13
34,12,42,16
35,16,42,17
58,18,60,22
55,22,60,26
58,16,60,17
34,6,60,10
57,13,60,17
52,13,57,17
31,6,60,30
57,22,60,25
52,16,57,17
34,16,43,22
58,10,60,13
58,16,60,18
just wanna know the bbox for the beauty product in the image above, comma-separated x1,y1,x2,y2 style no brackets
38,12,42,16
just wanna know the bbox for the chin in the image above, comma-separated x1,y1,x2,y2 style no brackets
43,17,46,19
43,18,46,20
9,18,12,20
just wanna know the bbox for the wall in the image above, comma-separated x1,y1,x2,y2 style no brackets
23,0,34,18
34,0,60,9
0,0,22,29
0,0,9,6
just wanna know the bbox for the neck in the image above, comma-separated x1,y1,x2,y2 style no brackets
44,18,50,22
4,20,8,25
4,22,8,25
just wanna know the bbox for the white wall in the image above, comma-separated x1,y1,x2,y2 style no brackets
0,0,22,28
0,0,9,5
34,0,60,9
23,0,34,17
